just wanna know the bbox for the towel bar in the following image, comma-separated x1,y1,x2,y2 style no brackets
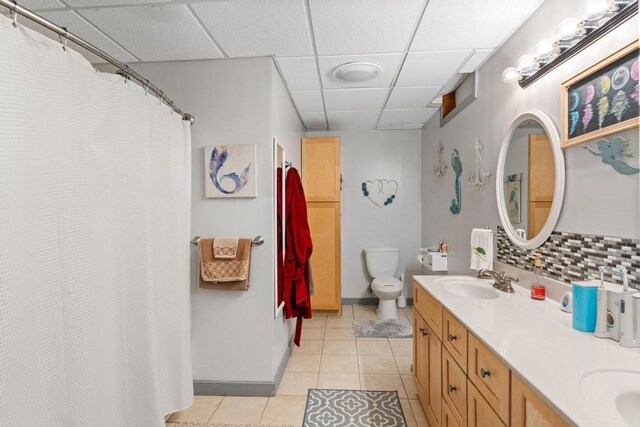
190,235,264,246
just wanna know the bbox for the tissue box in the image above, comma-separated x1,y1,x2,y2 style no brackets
420,250,448,272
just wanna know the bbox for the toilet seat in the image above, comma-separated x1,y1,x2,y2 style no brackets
372,276,402,290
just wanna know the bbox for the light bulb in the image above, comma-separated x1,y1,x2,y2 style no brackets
582,0,609,21
556,17,581,40
502,67,521,83
535,39,556,60
516,54,538,73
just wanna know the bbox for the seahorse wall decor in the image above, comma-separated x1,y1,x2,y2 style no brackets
450,148,462,214
583,136,640,175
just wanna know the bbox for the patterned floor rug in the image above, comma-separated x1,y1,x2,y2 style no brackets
352,319,412,338
303,389,407,427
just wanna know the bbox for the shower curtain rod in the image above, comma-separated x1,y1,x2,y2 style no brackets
0,0,195,126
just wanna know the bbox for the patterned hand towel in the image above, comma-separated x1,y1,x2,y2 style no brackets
198,238,251,291
470,228,494,271
213,237,239,259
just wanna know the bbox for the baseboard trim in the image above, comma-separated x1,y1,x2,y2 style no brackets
193,338,293,397
342,298,413,306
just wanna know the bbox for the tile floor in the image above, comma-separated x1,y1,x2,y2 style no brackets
166,304,427,427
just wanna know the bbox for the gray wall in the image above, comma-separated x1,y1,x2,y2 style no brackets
421,0,639,275
125,57,304,384
270,62,304,375
307,130,423,299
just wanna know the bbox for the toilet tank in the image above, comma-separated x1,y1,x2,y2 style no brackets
364,247,400,278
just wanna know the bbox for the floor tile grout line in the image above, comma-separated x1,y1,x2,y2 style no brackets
205,396,225,425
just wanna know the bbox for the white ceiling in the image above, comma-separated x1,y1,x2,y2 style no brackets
13,0,545,130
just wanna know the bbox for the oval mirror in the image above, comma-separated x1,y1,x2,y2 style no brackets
496,110,565,249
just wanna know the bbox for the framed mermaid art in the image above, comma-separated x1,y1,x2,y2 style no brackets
204,144,257,198
560,39,639,149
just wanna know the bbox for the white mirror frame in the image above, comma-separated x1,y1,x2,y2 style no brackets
496,110,565,250
274,139,285,318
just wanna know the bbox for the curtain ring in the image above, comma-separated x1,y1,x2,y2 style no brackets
159,92,164,106
11,2,18,27
58,28,68,51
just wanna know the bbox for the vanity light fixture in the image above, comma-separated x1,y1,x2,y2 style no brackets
501,0,637,88
332,62,382,82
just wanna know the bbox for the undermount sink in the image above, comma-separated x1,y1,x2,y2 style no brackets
435,277,499,300
581,370,640,426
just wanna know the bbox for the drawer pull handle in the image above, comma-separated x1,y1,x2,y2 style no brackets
419,327,428,336
480,368,491,378
448,385,457,393
448,334,457,342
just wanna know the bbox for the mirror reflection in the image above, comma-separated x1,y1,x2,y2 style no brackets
503,119,555,241
275,143,285,317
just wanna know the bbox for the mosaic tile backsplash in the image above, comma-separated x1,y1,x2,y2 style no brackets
496,226,640,289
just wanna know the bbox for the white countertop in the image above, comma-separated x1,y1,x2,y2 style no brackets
413,275,640,427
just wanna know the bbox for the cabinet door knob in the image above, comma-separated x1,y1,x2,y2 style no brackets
419,327,428,336
448,334,457,342
480,368,491,378
448,385,457,393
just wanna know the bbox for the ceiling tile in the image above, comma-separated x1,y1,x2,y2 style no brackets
290,90,324,113
378,123,424,130
276,57,320,91
323,88,388,112
379,108,437,126
20,0,64,10
40,10,137,62
65,0,170,6
300,112,327,129
309,0,425,55
192,0,312,57
385,86,441,109
411,0,543,51
318,53,403,89
459,49,493,73
327,110,379,128
80,5,222,62
396,50,470,87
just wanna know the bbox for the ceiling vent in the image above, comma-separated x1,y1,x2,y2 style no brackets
332,62,382,82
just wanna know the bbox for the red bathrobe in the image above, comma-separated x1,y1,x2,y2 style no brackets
281,167,313,346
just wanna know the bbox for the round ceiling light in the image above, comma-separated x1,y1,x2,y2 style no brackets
332,62,382,82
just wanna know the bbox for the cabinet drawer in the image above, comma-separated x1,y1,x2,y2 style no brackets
468,334,510,423
413,282,442,340
442,348,467,426
468,380,506,427
443,309,468,373
442,399,462,427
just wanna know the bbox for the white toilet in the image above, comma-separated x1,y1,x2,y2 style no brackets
364,247,404,320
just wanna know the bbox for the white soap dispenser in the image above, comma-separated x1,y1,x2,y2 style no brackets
618,267,639,348
594,266,609,338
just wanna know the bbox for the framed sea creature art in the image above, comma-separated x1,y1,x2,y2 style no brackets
504,173,522,224
560,39,639,148
204,144,257,198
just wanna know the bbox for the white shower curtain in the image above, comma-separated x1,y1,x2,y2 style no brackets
0,14,193,426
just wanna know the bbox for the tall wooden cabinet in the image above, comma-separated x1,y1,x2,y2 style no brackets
527,134,554,238
302,137,341,311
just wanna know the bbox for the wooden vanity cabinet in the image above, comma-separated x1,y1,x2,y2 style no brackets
442,347,467,426
468,381,506,427
412,281,569,427
468,334,511,423
511,374,570,427
413,309,442,427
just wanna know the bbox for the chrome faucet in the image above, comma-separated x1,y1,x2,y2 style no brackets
477,269,519,293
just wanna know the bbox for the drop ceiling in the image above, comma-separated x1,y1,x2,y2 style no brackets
13,0,545,131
